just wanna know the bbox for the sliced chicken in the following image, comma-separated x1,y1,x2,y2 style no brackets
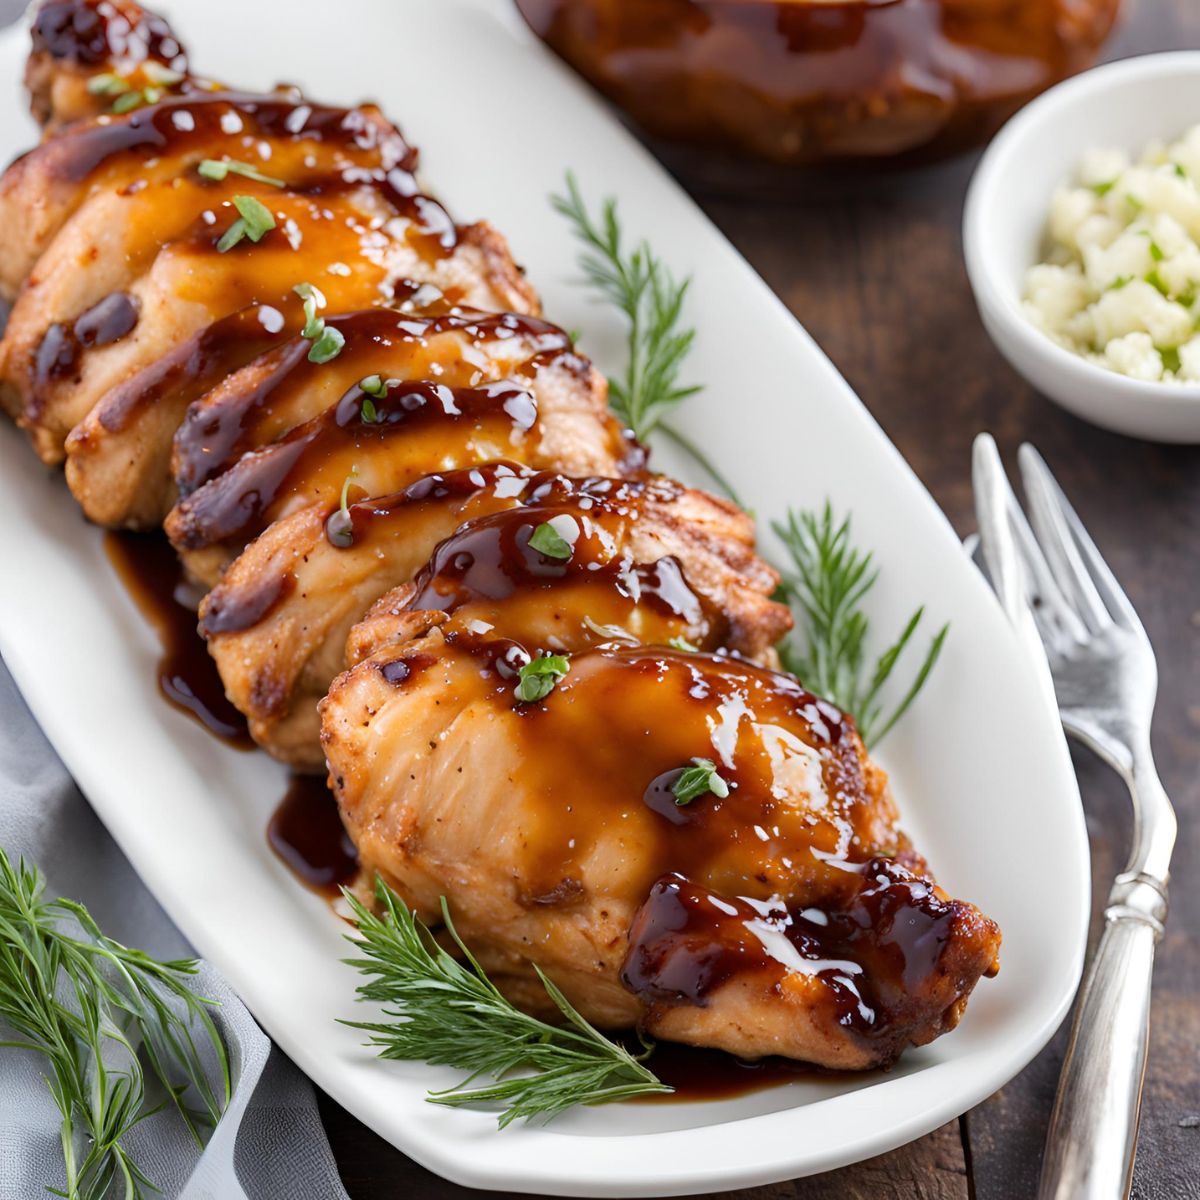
203,466,788,767
27,0,189,129
165,325,628,584
66,305,591,530
321,626,1001,1067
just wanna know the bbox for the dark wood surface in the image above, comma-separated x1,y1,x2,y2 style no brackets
318,1,1200,1196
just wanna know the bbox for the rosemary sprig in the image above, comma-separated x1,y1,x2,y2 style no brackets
0,849,229,1200
773,503,948,747
552,178,705,424
342,879,670,1126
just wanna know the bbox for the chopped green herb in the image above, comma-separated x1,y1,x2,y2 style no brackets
86,72,130,97
111,89,145,114
514,653,570,703
529,521,573,560
1109,275,1133,291
216,195,276,252
1148,238,1165,263
1174,162,1188,180
666,636,698,652
307,326,345,364
142,61,185,87
1088,179,1115,197
339,465,362,517
359,374,390,399
197,158,285,187
360,396,379,423
672,757,729,805
773,502,948,747
1125,193,1144,214
1161,346,1182,374
342,881,669,1125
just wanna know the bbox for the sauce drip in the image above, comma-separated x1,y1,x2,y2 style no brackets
640,1042,835,1102
34,292,139,394
172,308,573,495
267,775,358,899
33,0,186,69
104,531,252,749
172,377,541,553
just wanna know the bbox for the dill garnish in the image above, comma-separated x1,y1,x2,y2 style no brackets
343,880,670,1126
0,850,228,1200
773,503,948,747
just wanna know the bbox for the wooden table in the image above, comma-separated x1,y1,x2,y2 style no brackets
319,2,1200,1196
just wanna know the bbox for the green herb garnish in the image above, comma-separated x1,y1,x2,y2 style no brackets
197,158,285,188
773,502,948,747
1145,268,1170,296
666,636,698,652
514,653,570,703
0,849,229,1200
343,881,669,1126
86,72,130,98
1088,179,1115,197
671,757,729,805
1161,346,1182,374
141,61,184,87
360,396,379,423
528,521,573,560
548,173,746,500
216,195,276,252
292,282,345,362
1173,163,1188,180
359,374,391,399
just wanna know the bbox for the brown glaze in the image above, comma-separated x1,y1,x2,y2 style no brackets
268,774,358,898
34,291,139,389
400,486,719,650
96,305,286,434
623,859,970,1041
640,1041,834,1101
32,0,186,70
47,89,414,185
104,531,253,747
173,308,576,495
170,377,543,553
516,0,1120,168
337,631,998,1061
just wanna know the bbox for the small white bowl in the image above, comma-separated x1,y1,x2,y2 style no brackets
964,52,1200,444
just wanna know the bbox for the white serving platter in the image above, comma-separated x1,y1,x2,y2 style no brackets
0,2,1089,1194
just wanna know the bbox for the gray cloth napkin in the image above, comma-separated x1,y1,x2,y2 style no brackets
0,655,352,1200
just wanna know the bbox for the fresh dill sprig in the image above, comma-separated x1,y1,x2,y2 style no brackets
773,503,948,747
342,879,670,1126
0,849,229,1200
550,174,753,493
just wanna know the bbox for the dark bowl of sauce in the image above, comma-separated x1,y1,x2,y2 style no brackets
514,0,1119,181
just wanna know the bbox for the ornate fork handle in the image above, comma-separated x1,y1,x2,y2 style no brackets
1038,744,1172,1200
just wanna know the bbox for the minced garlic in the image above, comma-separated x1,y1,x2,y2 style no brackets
1023,124,1200,383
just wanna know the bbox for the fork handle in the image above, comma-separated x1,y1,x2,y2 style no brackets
1038,874,1167,1200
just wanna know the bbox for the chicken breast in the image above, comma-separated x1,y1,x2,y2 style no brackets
203,466,789,767
26,0,189,130
164,323,630,585
66,302,578,529
321,624,1001,1067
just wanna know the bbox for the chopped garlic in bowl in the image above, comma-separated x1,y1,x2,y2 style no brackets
1023,125,1200,383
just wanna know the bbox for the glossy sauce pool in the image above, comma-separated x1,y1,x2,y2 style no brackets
268,774,358,900
104,531,253,749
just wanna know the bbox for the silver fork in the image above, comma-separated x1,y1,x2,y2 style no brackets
971,434,1177,1200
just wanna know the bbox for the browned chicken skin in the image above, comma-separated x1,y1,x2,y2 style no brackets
204,465,789,768
321,623,1001,1066
2,0,1000,1076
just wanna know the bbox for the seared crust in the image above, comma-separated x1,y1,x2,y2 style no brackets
321,627,999,1066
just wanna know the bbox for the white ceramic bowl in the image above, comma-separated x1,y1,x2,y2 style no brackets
964,52,1200,444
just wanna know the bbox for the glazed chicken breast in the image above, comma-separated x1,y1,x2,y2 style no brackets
202,465,789,768
2,0,1000,1078
321,620,1001,1068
